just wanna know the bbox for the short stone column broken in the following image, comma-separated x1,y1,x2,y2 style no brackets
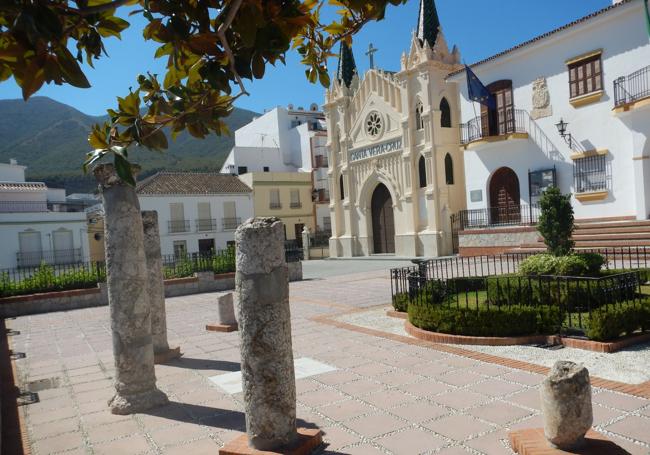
219,217,321,455
540,360,593,450
94,164,168,415
141,210,181,364
206,292,238,332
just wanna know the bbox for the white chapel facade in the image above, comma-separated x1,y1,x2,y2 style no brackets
324,0,466,258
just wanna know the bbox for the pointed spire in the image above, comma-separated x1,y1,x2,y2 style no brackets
416,0,440,48
336,41,358,89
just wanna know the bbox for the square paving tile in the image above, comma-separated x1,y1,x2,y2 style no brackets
344,412,409,438
397,380,450,398
376,427,446,454
605,415,650,442
298,388,347,407
389,400,449,423
438,370,484,387
321,426,362,450
375,370,424,386
362,388,416,409
149,422,209,447
319,399,376,421
466,400,534,426
424,414,495,441
337,379,386,397
31,431,85,454
506,388,541,411
343,443,389,455
86,419,142,444
431,390,488,410
467,378,525,397
592,390,649,411
93,434,152,455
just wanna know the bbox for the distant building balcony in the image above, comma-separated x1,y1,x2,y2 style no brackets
196,218,217,232
16,248,83,267
0,200,95,213
222,217,241,231
290,202,302,209
314,155,329,168
269,202,282,209
460,108,528,148
168,219,190,234
614,65,650,111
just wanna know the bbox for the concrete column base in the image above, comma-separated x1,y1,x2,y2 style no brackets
206,323,238,332
418,230,444,257
108,387,169,415
338,236,356,257
509,428,627,455
153,346,182,364
219,428,322,455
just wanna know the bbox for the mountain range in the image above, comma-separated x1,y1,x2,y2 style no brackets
0,97,258,193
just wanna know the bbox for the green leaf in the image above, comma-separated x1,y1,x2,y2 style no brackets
55,47,91,89
252,52,265,79
114,153,135,186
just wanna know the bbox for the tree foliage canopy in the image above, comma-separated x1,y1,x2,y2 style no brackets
0,0,406,184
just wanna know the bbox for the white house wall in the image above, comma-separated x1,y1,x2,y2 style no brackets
138,194,254,256
454,1,650,220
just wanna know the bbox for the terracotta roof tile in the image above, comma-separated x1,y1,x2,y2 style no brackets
447,0,634,78
136,171,251,195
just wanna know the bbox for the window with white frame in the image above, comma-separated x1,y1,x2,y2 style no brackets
270,189,281,209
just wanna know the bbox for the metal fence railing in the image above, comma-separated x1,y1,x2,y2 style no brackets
168,219,191,233
16,248,84,268
460,108,527,145
614,65,650,107
453,205,541,230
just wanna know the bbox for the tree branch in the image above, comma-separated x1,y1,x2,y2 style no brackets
216,0,248,97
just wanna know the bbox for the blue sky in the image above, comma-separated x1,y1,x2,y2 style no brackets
0,0,611,116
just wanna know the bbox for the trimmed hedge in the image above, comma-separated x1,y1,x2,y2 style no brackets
0,263,105,298
392,292,409,312
408,302,562,337
586,301,650,341
519,253,605,277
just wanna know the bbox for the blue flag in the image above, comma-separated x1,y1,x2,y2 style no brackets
465,65,495,109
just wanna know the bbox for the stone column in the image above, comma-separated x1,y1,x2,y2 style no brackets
302,226,311,261
94,164,168,415
540,361,593,450
236,218,297,450
141,210,180,363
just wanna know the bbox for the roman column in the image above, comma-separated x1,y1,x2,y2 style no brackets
94,164,168,415
236,217,297,450
141,210,180,363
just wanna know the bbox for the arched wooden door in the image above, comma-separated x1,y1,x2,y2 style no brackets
489,167,521,225
371,184,395,254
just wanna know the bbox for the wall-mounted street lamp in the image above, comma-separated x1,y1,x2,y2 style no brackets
555,118,573,149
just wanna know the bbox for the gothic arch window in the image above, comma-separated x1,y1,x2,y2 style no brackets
415,100,424,130
418,155,427,188
440,97,452,128
445,153,454,185
339,174,345,200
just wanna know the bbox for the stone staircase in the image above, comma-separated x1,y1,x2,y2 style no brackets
507,217,650,253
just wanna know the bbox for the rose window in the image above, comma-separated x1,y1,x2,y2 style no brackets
366,112,383,137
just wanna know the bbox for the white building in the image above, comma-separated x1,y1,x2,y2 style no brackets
324,0,466,257
0,160,90,269
448,0,650,224
136,172,253,257
220,106,331,232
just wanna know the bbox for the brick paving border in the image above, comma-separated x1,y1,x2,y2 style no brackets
508,428,628,455
1,319,32,455
312,307,650,399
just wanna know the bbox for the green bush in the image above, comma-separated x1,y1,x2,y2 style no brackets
392,292,409,312
0,263,105,298
586,301,650,341
537,186,575,256
519,253,605,277
408,302,562,337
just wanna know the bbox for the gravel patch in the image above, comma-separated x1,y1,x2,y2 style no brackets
335,307,650,385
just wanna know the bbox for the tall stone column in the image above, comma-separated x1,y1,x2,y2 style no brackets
236,218,297,450
141,211,181,363
94,164,168,415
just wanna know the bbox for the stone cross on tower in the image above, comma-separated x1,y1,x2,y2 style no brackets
366,42,378,69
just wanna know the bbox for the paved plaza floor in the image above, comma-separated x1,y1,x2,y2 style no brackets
5,260,650,455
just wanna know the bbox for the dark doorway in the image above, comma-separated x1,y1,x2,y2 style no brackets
198,238,215,256
489,167,521,225
371,184,395,254
294,224,304,247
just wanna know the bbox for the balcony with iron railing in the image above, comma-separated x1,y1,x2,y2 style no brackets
196,218,217,232
0,200,96,213
290,201,302,209
16,248,83,267
452,204,541,231
269,202,282,209
222,217,241,231
460,108,528,148
614,65,650,111
168,219,191,234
